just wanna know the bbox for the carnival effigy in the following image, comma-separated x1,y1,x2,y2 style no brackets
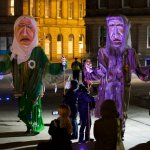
0,16,65,135
84,15,150,137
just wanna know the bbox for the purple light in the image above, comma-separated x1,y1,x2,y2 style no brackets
6,97,10,100
0,75,4,80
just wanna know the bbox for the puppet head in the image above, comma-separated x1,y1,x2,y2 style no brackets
11,16,38,64
106,15,131,56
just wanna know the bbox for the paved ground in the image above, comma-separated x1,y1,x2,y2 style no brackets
0,72,150,150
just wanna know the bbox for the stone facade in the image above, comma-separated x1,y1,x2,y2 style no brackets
23,0,86,63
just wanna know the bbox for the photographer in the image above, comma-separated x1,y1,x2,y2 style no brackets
37,104,73,150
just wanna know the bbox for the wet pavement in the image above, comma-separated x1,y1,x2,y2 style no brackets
0,73,150,150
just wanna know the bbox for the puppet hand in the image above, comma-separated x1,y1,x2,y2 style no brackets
61,56,66,66
85,59,93,73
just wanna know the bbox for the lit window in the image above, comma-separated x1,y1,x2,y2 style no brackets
79,3,84,19
68,34,74,54
57,0,62,18
79,35,84,55
8,0,14,16
57,34,63,54
68,1,73,19
45,34,52,60
147,26,150,48
45,0,50,18
30,0,36,16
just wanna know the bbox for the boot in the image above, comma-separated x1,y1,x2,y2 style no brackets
24,126,32,135
78,133,84,144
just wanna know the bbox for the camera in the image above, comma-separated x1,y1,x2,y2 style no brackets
52,111,58,115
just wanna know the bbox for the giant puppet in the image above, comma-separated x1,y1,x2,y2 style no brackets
84,15,150,137
0,16,65,135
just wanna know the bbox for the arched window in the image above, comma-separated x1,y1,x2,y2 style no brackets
45,34,52,60
98,26,106,47
78,34,84,56
68,34,74,54
57,34,63,55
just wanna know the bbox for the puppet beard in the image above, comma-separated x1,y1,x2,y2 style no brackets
108,45,126,58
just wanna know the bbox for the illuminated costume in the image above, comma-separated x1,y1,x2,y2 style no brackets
84,15,150,136
0,16,63,135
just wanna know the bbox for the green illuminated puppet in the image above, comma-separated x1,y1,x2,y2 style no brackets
0,16,65,135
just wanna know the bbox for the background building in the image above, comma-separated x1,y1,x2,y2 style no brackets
86,0,150,66
0,0,86,67
0,0,22,55
23,0,86,64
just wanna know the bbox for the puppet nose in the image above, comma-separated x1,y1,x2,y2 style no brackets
113,27,120,38
22,26,27,36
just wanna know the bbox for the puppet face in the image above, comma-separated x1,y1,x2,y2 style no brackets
15,18,35,47
108,17,125,48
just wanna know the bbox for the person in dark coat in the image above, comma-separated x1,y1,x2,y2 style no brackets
63,80,78,139
71,58,82,81
94,100,121,150
37,104,73,150
76,82,95,143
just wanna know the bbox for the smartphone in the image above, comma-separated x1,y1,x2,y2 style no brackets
52,111,58,115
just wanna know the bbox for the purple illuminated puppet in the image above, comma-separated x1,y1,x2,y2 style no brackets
84,15,150,137
0,16,65,135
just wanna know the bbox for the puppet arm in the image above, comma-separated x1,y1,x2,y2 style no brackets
135,66,150,81
130,48,150,81
84,60,106,85
0,55,11,74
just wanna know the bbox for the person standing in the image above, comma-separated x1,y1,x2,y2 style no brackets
63,80,78,139
71,58,82,81
0,16,65,135
94,100,124,150
76,82,95,143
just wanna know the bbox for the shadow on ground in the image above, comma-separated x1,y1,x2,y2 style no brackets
0,140,47,150
129,141,150,150
0,131,95,150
